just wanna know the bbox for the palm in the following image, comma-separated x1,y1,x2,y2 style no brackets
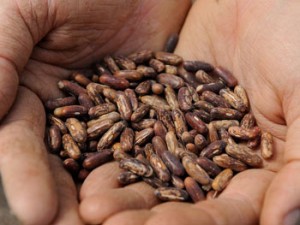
0,1,190,224
80,1,300,225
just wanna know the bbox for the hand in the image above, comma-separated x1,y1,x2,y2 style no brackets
0,1,191,224
80,0,299,224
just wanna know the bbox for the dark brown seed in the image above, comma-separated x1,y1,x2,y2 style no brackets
87,111,120,127
77,169,90,181
213,154,248,172
194,134,208,151
88,103,116,119
219,89,247,112
184,177,205,203
58,80,87,96
186,84,200,102
185,112,208,134
113,148,132,161
200,140,227,159
102,88,118,102
47,125,62,153
153,121,168,140
202,91,231,108
83,149,113,170
115,92,132,121
65,118,87,143
165,85,179,110
78,93,94,109
193,109,211,123
104,55,120,73
87,119,115,139
178,87,193,111
134,128,154,146
99,74,130,90
131,104,150,123
225,143,263,167
197,157,222,177
124,89,139,111
213,66,238,88
212,168,233,192
96,64,112,75
261,131,273,159
140,95,171,111
54,105,88,117
172,109,188,139
118,171,140,185
152,136,169,156
131,119,156,131
157,73,185,89
135,80,152,95
164,33,179,53
241,113,256,129
63,158,80,175
62,134,81,160
210,107,243,120
195,70,215,84
160,150,185,177
186,143,198,155
157,109,175,132
183,60,214,73
136,65,157,78
128,50,153,64
114,56,136,70
119,158,153,177
182,155,211,185
151,83,164,95
228,126,261,140
48,114,68,134
71,72,92,87
120,128,135,152
177,65,200,88
114,70,143,82
196,82,225,95
97,121,127,151
171,175,185,189
45,96,77,110
247,135,261,149
86,82,106,105
154,51,183,65
194,100,214,113
149,58,165,73
155,187,189,201
149,153,171,182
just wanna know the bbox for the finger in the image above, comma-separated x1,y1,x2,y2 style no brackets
48,154,83,225
104,210,153,225
106,169,273,225
80,162,122,200
0,87,58,225
261,119,300,225
0,3,35,120
80,181,158,224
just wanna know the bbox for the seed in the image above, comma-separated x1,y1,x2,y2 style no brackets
128,50,153,64
82,149,113,170
134,128,154,146
45,96,77,110
120,128,135,152
114,69,143,81
99,74,129,90
184,177,205,203
135,80,152,95
213,154,247,172
151,83,164,95
65,118,87,143
71,72,92,87
195,70,215,84
119,158,153,177
200,140,227,159
183,60,214,73
164,33,179,53
212,168,233,192
196,82,225,94
104,55,120,73
213,66,238,88
210,107,243,120
185,112,208,134
157,73,185,89
155,187,189,201
124,89,139,111
58,80,87,96
88,103,116,119
54,105,88,117
261,131,273,159
136,65,157,78
140,95,171,111
228,126,261,140
165,85,179,110
165,65,178,75
154,51,183,65
62,134,81,160
149,58,165,73
202,91,231,108
63,158,80,176
118,171,140,185
115,92,132,121
171,175,185,189
114,56,136,70
178,87,193,112
47,125,62,153
196,156,221,177
177,65,200,88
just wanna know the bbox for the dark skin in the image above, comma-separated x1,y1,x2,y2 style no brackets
1,0,300,225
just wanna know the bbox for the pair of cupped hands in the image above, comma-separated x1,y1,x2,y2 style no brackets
0,0,299,224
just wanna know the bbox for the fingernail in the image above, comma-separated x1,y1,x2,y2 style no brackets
284,209,300,225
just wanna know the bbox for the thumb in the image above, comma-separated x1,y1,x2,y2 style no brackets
261,117,300,225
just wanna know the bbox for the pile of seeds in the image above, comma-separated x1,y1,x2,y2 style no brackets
45,49,273,202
